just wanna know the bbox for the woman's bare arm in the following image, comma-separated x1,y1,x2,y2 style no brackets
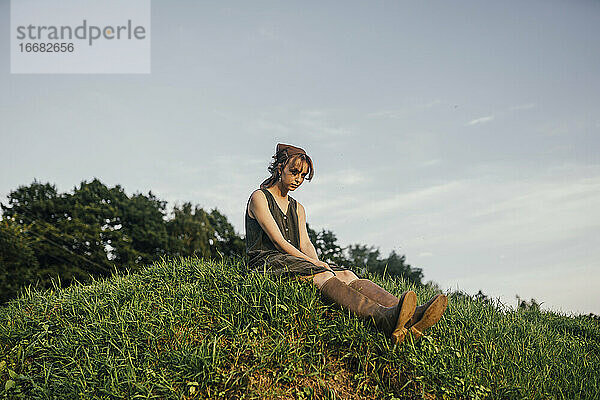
297,202,320,260
248,190,322,265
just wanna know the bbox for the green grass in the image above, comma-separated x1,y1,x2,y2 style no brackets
1,257,599,399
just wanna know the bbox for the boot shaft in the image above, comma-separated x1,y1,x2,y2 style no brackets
349,279,399,308
320,277,398,335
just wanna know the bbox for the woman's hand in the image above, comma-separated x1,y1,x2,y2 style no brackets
312,259,333,272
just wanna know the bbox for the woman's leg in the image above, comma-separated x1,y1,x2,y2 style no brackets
303,268,445,341
303,270,416,344
349,279,399,307
347,278,448,340
317,276,416,344
321,270,408,313
309,271,336,289
303,270,358,287
333,269,359,285
305,269,359,288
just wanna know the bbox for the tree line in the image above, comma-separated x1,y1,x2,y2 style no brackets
0,178,423,303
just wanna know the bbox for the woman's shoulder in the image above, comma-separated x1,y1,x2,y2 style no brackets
249,188,267,200
248,189,269,207
246,189,268,220
290,196,304,212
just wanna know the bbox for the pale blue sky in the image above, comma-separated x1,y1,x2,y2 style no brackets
1,0,599,314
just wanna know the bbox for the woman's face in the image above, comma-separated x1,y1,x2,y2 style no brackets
280,158,309,191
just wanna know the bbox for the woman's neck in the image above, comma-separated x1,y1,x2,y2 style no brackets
268,182,288,199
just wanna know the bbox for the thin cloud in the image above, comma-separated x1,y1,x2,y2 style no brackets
248,109,351,141
404,174,600,250
420,159,441,168
312,169,366,187
463,104,533,127
252,23,284,42
368,99,441,119
311,180,467,221
466,115,495,126
300,110,326,118
254,118,292,134
509,103,536,111
293,110,351,137
367,99,441,119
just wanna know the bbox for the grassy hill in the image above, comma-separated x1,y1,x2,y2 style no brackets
1,257,599,399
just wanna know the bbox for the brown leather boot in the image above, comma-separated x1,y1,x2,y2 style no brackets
349,279,400,307
319,277,417,344
349,279,448,341
405,294,448,340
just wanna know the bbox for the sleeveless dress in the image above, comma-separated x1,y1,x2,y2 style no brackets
245,188,350,276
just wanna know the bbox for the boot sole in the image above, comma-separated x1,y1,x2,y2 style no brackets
409,294,448,340
391,290,417,345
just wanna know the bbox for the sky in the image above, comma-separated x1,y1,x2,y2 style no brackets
1,0,599,314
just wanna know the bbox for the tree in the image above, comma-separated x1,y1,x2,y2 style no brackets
516,295,541,311
307,224,423,285
1,180,94,286
1,179,249,302
115,190,168,265
0,217,40,303
208,208,245,259
346,244,381,274
166,204,245,261
377,250,423,285
474,289,493,306
1,179,171,291
166,202,215,258
306,224,347,266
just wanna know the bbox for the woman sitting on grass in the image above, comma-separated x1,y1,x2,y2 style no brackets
245,143,447,345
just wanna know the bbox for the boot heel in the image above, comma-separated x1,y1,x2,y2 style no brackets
409,294,448,342
391,326,408,344
409,326,424,340
391,290,417,345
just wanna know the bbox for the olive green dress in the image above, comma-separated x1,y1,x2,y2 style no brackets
245,188,349,276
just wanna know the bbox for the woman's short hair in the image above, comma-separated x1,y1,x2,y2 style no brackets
260,147,314,189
